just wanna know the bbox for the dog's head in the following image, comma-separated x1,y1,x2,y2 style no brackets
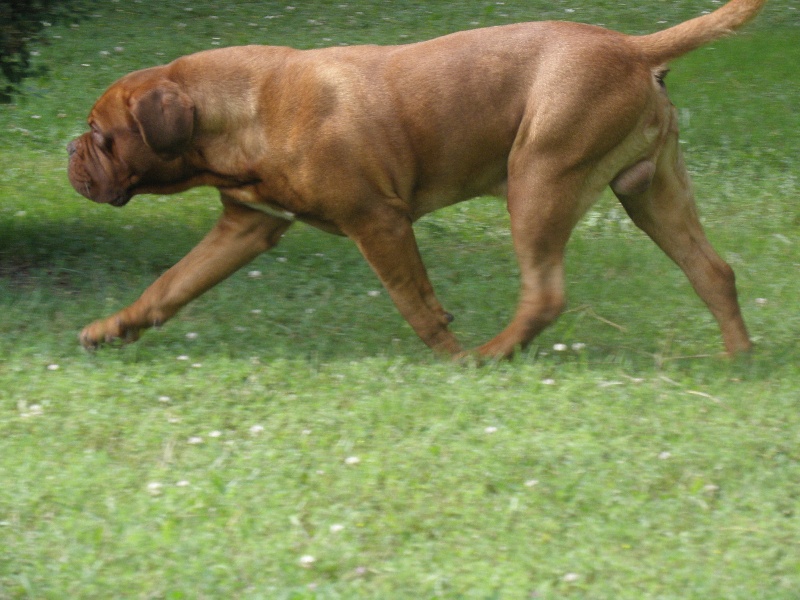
67,68,195,206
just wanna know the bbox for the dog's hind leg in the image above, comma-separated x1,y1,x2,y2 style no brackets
614,133,751,355
342,202,462,356
473,160,596,359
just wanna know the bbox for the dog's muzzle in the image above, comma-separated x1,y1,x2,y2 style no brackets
67,137,132,207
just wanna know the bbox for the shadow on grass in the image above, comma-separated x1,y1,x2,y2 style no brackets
3,212,795,372
0,214,204,288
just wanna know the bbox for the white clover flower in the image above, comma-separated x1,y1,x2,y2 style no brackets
484,426,498,434
344,456,361,465
599,380,623,388
299,555,315,568
209,430,222,438
187,436,203,445
541,378,556,386
330,524,345,533
20,403,44,418
250,424,265,435
147,482,163,495
553,343,568,352
563,573,580,583
185,332,198,340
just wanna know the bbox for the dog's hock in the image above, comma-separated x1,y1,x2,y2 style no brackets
610,160,656,198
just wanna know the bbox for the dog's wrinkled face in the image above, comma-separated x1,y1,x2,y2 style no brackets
67,70,195,206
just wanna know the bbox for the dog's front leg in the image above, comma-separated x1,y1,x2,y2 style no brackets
79,199,292,348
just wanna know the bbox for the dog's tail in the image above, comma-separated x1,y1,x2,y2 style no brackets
631,0,767,64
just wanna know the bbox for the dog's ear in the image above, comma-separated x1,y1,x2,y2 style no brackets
130,82,195,159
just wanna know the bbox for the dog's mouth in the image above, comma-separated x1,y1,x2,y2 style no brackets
109,191,133,207
68,136,136,207
68,172,132,207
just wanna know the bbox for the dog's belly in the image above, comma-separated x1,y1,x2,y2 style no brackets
408,159,509,219
411,181,508,220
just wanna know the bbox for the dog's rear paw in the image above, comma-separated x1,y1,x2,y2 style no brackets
452,349,487,367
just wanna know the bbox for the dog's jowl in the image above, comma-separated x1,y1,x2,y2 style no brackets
68,0,765,358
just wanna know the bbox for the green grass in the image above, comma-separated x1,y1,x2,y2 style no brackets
1,1,799,598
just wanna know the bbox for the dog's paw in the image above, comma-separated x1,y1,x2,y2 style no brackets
452,349,487,367
79,317,141,349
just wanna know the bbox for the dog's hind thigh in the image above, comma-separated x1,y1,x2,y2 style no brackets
614,137,751,354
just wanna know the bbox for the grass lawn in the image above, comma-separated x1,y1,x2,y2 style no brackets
1,1,798,598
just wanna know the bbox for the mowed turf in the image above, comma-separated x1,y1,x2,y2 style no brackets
1,1,798,598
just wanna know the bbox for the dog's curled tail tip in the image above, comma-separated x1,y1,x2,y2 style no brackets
632,0,767,65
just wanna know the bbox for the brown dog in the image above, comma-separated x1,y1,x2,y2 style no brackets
68,0,765,358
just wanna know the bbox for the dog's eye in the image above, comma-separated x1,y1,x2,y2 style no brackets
91,126,114,154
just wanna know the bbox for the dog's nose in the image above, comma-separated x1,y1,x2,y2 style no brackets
67,140,77,156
